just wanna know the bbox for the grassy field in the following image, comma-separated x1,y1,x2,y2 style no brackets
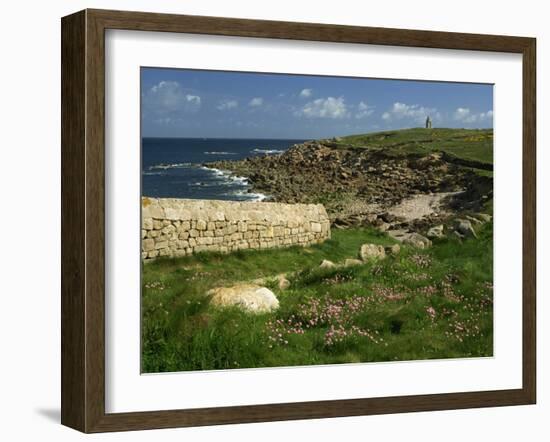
339,128,493,165
142,225,493,373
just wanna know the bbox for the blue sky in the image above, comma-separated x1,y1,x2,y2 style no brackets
141,68,493,139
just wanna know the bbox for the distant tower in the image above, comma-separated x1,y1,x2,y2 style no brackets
425,116,432,129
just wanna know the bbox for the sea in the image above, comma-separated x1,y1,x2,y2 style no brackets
142,138,305,201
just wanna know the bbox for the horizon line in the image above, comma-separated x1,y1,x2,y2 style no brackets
141,127,493,141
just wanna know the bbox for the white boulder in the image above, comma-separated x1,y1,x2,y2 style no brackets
208,284,279,314
359,243,386,261
319,259,337,269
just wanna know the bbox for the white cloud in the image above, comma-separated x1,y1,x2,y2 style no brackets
249,97,264,107
382,102,438,124
216,99,238,111
454,107,471,121
479,110,494,121
453,107,493,124
144,81,201,114
299,88,313,98
355,101,375,119
295,96,349,119
185,95,201,105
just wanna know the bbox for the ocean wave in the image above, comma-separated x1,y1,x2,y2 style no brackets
201,167,248,186
142,171,166,176
251,148,285,154
199,166,268,201
204,151,237,155
201,166,229,178
188,181,223,188
149,162,192,170
229,175,249,185
246,192,267,202
230,189,268,202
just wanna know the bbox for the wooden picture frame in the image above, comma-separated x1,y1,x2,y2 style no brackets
61,8,536,433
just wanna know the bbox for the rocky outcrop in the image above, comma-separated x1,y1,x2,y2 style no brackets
455,219,478,239
206,141,492,227
142,198,330,259
403,233,432,249
388,230,432,249
427,224,445,238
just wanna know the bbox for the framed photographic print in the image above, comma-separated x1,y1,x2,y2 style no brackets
61,9,536,433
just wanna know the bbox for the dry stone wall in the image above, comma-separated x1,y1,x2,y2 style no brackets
141,198,331,259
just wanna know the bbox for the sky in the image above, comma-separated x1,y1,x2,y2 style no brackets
141,67,493,139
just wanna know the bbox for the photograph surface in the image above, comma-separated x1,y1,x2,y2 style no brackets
140,68,494,373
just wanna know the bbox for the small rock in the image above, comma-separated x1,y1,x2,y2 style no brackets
476,213,492,223
379,212,397,223
456,219,477,238
359,243,386,261
366,214,378,224
208,284,279,314
278,275,290,290
387,229,409,242
385,244,401,256
427,224,444,238
466,215,483,225
344,258,363,267
319,259,337,269
453,231,465,240
376,222,391,232
403,232,432,249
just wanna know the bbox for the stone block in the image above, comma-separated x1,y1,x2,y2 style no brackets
178,221,191,231
155,241,168,250
197,236,213,245
196,219,207,230
311,222,322,233
142,238,155,252
143,218,153,230
161,225,176,235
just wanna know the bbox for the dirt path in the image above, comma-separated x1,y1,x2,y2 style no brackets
387,191,462,222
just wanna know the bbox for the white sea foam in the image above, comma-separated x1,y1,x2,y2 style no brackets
203,166,268,201
247,192,268,202
231,189,268,202
201,167,247,185
229,175,249,185
149,162,191,170
204,151,237,155
201,166,229,178
252,148,285,154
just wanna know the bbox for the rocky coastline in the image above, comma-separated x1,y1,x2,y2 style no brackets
205,136,493,235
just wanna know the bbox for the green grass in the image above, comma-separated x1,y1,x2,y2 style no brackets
338,128,493,164
142,225,493,373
